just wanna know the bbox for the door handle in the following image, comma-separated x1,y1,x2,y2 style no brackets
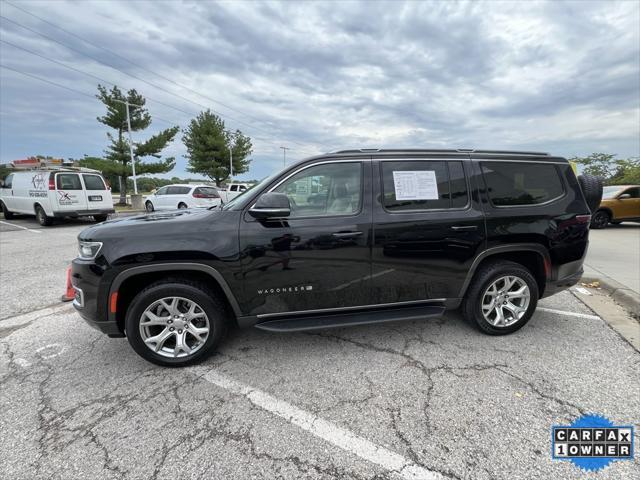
332,231,363,238
451,225,478,231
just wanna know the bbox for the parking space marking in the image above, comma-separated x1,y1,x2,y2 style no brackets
203,369,443,480
0,220,42,234
537,307,600,320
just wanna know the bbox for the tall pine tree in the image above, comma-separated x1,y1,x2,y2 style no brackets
84,85,179,204
182,110,252,186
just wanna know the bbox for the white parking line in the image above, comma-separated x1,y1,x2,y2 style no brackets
0,220,42,234
202,370,443,480
537,307,600,320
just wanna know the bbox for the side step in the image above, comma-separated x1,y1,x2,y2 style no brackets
254,305,445,333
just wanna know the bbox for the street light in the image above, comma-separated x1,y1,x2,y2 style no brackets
280,146,290,167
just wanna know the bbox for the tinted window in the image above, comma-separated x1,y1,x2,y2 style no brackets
82,174,106,190
167,186,191,195
56,173,82,190
155,186,168,195
230,185,238,191
622,187,640,198
481,162,564,206
194,187,219,197
274,162,362,217
381,161,468,211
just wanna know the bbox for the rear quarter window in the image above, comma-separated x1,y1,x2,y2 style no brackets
82,174,106,190
56,173,83,190
481,162,564,206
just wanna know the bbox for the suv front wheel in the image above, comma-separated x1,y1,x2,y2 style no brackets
125,279,228,366
462,260,539,335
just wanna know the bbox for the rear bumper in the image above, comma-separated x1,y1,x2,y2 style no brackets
54,208,115,218
542,269,583,298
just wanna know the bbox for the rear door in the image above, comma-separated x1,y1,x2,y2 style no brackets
372,156,485,304
81,174,111,211
54,173,87,213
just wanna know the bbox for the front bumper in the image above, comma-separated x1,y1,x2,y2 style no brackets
71,259,123,336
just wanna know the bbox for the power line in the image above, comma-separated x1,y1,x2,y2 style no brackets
4,0,275,127
0,13,331,152
0,63,318,156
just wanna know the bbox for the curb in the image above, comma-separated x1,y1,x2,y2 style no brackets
581,274,640,318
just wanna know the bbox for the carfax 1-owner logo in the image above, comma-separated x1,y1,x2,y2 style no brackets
552,414,634,472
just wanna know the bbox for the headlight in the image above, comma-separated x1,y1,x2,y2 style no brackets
78,241,103,260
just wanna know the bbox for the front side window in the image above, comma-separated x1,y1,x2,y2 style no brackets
273,162,362,217
82,174,106,190
3,173,13,188
381,160,468,211
481,162,564,206
155,186,168,196
56,173,82,190
622,187,640,198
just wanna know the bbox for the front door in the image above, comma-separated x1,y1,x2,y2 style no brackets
371,157,486,304
239,160,373,316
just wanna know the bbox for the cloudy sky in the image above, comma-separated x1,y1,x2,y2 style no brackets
1,0,638,181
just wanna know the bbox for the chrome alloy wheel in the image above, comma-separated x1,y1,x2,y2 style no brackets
139,297,210,358
481,276,531,327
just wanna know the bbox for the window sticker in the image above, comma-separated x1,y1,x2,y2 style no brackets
392,171,439,200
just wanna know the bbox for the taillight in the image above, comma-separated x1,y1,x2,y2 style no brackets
49,173,55,190
193,193,205,198
576,215,592,224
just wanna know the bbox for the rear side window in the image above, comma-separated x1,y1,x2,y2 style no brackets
56,173,82,190
167,186,191,195
381,160,468,211
194,187,219,197
82,174,106,190
481,162,564,206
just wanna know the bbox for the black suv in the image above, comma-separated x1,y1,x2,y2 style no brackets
72,149,599,366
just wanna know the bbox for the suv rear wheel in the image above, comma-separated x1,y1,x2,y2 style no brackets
125,279,228,367
462,260,539,335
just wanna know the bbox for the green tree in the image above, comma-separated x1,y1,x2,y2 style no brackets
570,153,640,185
182,110,252,186
89,85,179,204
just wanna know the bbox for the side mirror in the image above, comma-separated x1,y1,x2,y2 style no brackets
249,192,291,219
617,193,631,199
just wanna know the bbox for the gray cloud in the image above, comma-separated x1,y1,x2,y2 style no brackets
0,0,638,180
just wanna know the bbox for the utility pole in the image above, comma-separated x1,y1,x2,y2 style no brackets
124,100,138,195
228,146,233,180
280,146,290,167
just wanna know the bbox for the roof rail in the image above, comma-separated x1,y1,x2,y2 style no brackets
326,148,550,156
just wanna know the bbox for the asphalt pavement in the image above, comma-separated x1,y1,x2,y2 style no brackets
584,223,640,295
1,214,639,480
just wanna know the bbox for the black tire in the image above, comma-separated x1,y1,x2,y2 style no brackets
145,201,154,213
178,202,188,210
125,279,228,367
590,209,610,229
94,214,108,223
462,260,539,335
577,174,603,213
0,201,15,220
35,205,53,226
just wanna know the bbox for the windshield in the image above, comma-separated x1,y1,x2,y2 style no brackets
602,186,623,199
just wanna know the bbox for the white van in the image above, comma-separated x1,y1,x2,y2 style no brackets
0,168,115,226
225,182,251,200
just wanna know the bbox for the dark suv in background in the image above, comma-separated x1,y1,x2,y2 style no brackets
71,149,599,366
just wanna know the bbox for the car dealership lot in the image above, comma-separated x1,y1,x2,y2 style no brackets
1,216,639,479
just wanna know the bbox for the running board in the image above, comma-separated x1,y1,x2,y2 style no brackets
254,305,445,332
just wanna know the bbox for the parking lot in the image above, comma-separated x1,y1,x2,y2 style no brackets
1,215,639,480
